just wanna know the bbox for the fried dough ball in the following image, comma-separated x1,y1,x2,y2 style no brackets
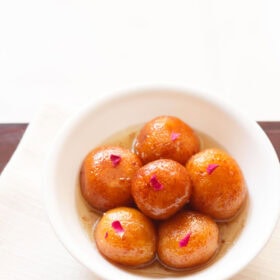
134,115,200,165
186,148,247,220
94,207,157,267
80,146,142,212
131,159,192,220
157,211,219,269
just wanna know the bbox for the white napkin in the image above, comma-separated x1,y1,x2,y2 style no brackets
0,104,279,279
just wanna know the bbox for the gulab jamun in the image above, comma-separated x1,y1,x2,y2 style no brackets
131,159,192,220
134,115,200,165
186,148,247,220
80,146,142,212
157,211,219,269
94,207,157,267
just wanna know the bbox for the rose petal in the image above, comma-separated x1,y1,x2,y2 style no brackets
110,154,121,167
179,232,191,247
206,163,219,174
104,232,108,239
111,220,124,237
171,132,180,141
150,174,163,191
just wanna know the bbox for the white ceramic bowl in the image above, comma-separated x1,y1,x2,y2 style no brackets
44,88,280,280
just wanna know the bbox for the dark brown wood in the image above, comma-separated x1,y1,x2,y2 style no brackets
258,122,280,160
0,124,28,173
0,122,279,174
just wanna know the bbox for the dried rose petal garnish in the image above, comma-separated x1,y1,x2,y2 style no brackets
171,132,180,141
206,163,219,174
179,232,191,247
150,174,163,191
110,154,121,167
111,220,124,237
104,232,108,239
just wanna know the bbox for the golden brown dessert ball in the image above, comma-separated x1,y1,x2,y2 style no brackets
80,146,142,212
157,211,219,269
134,115,200,165
94,207,157,267
131,159,192,220
186,148,247,221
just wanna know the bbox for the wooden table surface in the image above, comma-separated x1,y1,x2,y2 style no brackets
0,124,28,173
0,122,279,174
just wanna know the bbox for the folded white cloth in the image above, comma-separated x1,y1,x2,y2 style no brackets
0,104,279,279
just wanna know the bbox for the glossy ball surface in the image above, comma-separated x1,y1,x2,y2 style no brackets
80,146,142,211
132,159,192,220
94,207,157,266
157,211,219,269
134,115,200,165
186,148,247,220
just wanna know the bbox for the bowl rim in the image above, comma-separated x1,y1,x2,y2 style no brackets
43,86,280,280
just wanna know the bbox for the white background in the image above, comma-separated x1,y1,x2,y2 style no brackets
0,0,280,122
